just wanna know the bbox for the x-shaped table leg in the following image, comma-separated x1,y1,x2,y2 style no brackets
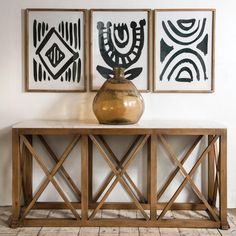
38,135,81,201
157,135,203,201
95,135,146,203
21,135,81,219
89,134,150,221
20,135,33,205
93,136,142,203
157,135,219,221
212,142,220,207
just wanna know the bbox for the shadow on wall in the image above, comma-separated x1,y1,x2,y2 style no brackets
0,126,12,204
0,92,97,205
40,93,97,121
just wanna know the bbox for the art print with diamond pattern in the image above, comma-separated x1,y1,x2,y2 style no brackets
154,9,215,92
26,9,86,92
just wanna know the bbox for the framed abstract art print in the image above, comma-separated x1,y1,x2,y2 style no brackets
25,9,88,92
90,9,151,92
153,9,215,93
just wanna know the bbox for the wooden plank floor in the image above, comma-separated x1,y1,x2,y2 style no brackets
1,207,235,236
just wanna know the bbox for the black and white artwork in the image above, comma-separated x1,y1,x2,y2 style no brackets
26,9,86,91
154,10,215,92
90,10,150,91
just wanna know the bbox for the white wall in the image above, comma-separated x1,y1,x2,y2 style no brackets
1,0,236,207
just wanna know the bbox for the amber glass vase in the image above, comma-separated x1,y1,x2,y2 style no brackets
93,67,144,125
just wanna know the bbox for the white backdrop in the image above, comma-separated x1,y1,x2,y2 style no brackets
0,0,236,207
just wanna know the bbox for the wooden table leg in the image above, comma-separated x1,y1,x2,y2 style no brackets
149,134,157,220
81,135,89,221
88,138,93,204
219,131,229,229
9,129,21,228
208,135,215,205
23,135,33,205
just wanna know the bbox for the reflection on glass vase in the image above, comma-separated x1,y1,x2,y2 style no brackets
93,67,144,125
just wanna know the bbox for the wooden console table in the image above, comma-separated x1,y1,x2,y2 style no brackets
10,120,229,229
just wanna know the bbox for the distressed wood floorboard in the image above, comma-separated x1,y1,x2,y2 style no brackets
119,210,139,236
79,210,100,236
0,207,235,236
39,210,80,236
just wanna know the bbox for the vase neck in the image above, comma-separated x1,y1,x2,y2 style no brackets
113,67,125,79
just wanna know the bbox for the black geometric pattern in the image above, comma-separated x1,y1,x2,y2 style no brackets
160,17,209,83
96,19,146,81
32,19,81,83
45,43,65,68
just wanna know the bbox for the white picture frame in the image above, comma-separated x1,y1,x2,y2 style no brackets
153,9,215,93
25,9,88,92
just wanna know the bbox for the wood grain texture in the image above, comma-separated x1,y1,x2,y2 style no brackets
3,207,235,235
208,135,215,206
9,122,228,228
38,135,81,201
21,135,80,219
219,133,229,229
149,134,157,220
159,135,219,221
22,135,33,205
10,129,21,228
81,135,89,221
